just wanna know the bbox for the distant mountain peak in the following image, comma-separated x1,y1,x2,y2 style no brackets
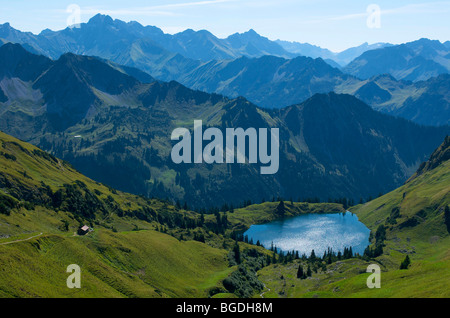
369,73,398,82
0,41,30,57
245,29,258,35
88,13,114,25
127,20,143,28
241,29,262,38
57,51,81,63
0,41,22,50
414,37,436,43
39,28,53,35
179,28,195,35
0,22,13,34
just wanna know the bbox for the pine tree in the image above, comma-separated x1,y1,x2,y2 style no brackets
297,265,304,279
276,200,286,217
233,242,241,264
309,249,316,261
306,265,312,277
400,255,411,269
271,250,277,264
375,224,386,244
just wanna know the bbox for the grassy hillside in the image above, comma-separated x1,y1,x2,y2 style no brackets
0,231,231,298
257,137,450,298
0,130,232,297
0,129,339,298
1,129,448,298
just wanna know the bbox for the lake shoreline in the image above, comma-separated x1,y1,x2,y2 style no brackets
243,212,371,256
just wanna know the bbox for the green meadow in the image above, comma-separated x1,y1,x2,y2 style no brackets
0,131,448,298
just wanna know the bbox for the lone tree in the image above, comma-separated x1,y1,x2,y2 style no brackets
276,200,286,218
400,255,411,270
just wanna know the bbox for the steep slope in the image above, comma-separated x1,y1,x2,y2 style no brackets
276,93,447,200
257,136,450,298
0,130,230,297
0,129,349,298
355,136,449,251
179,55,352,108
34,52,143,129
0,43,158,131
0,44,448,209
0,42,52,81
394,74,450,126
335,73,450,126
409,135,450,181
34,90,448,209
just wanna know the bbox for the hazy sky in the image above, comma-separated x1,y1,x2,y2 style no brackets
1,0,449,52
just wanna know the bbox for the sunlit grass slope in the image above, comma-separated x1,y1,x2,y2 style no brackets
257,137,450,298
0,131,229,297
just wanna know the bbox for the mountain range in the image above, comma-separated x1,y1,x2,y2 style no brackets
0,14,373,65
176,55,450,126
0,15,293,65
0,42,448,209
1,14,448,77
0,127,448,297
343,38,450,82
0,11,448,300
2,15,449,126
276,40,393,66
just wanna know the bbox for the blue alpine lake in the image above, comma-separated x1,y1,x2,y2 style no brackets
243,212,370,256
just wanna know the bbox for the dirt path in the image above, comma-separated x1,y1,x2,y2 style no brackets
260,283,271,298
0,232,43,245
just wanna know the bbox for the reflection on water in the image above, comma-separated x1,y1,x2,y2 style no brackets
243,212,370,256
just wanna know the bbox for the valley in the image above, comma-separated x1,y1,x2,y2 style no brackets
0,131,448,298
0,43,447,209
0,8,448,300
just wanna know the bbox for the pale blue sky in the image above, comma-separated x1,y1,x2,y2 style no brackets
0,0,449,52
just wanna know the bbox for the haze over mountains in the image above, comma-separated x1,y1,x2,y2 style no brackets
343,38,450,82
0,9,449,300
0,43,448,209
1,14,449,126
276,40,393,66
